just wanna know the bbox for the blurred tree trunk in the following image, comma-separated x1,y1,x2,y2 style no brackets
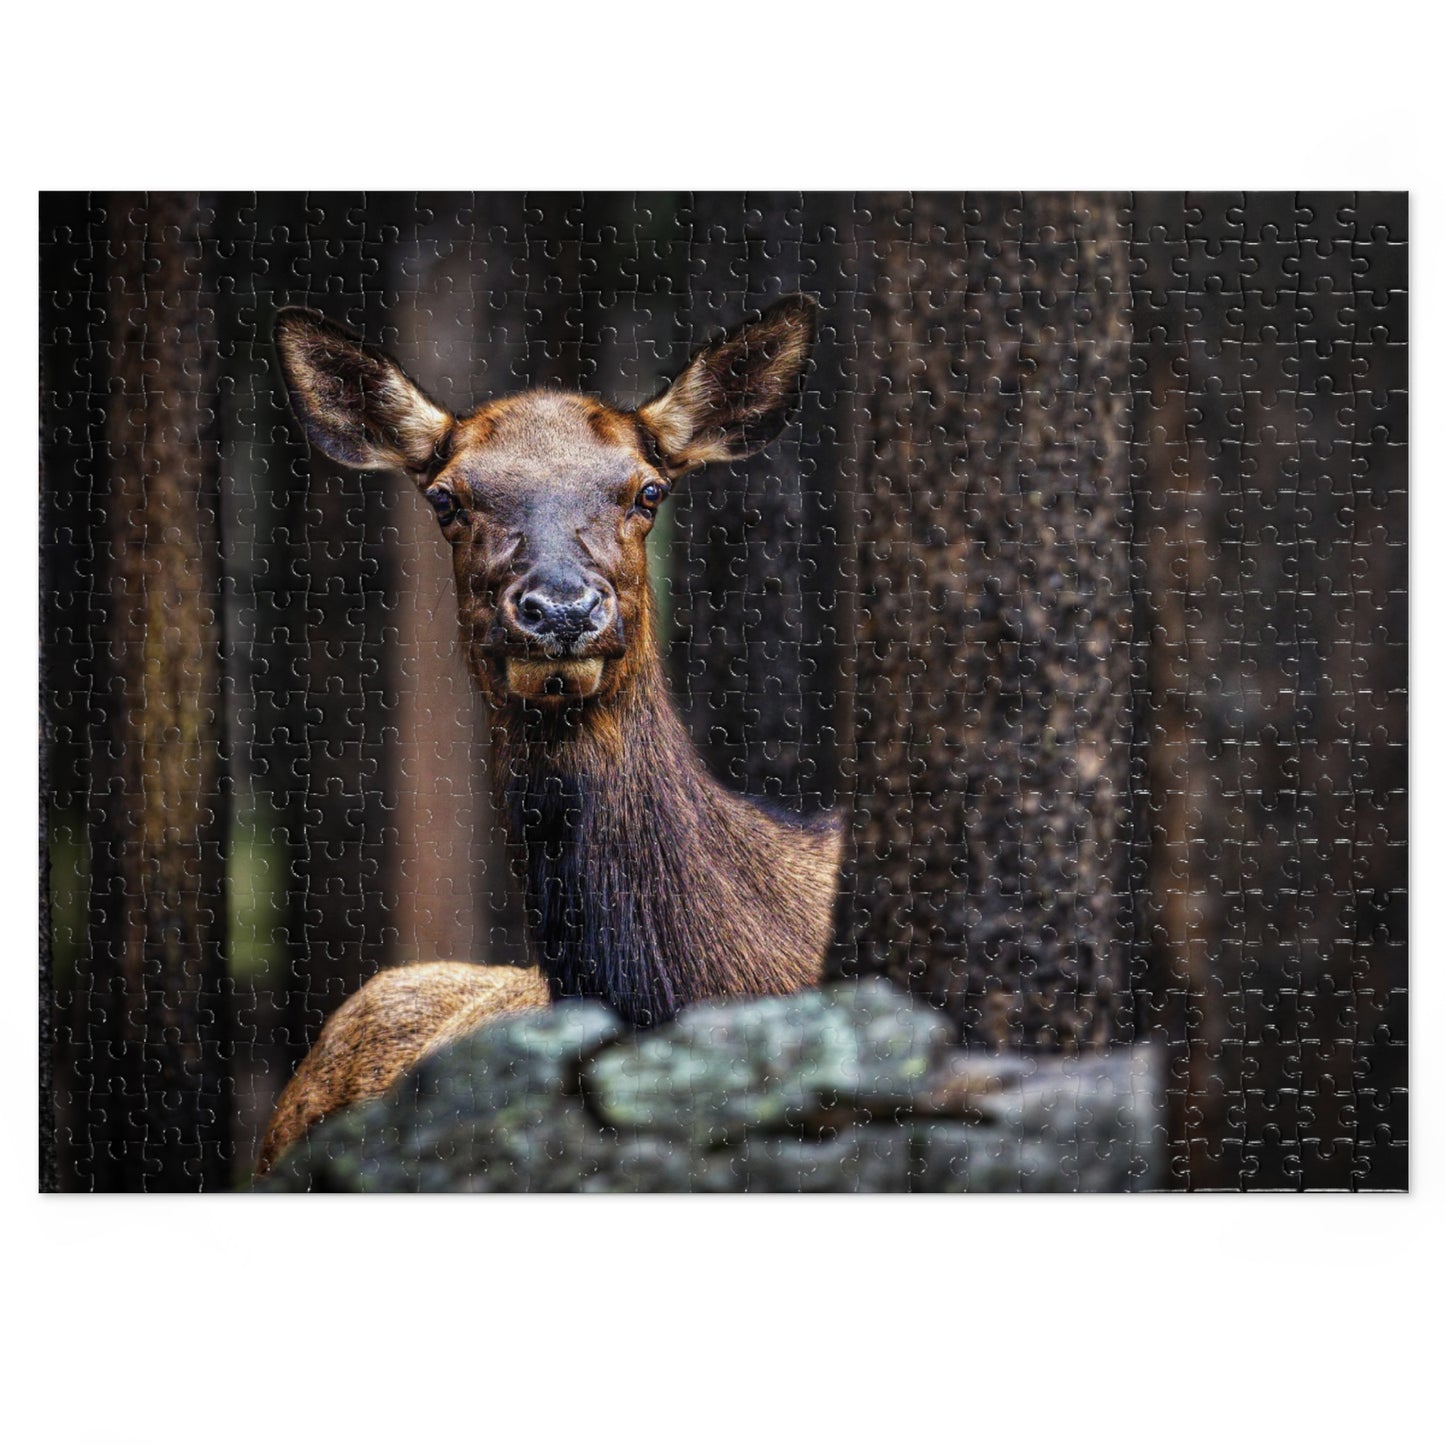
87,193,230,1189
221,192,314,1088
1129,193,1408,1188
274,196,405,1047
39,371,57,1192
848,192,1135,1049
387,193,531,971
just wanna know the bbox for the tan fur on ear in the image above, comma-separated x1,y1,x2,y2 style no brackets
638,294,817,475
274,307,453,473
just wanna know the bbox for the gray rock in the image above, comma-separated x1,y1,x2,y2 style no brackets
264,1000,624,1192
261,982,1165,1193
584,979,953,1140
727,1127,913,1193
911,1049,1165,1191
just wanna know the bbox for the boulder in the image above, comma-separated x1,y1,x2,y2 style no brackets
261,981,1163,1193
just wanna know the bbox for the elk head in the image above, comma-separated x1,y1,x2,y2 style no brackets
273,296,818,714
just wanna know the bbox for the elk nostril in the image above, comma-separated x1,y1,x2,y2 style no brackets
513,583,611,642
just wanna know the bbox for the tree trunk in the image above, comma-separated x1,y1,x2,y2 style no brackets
848,192,1135,1049
89,193,230,1189
387,193,532,970
39,366,57,1193
1128,192,1408,1188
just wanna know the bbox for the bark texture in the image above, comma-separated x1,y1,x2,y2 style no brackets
86,193,229,1188
39,367,57,1192
1128,193,1408,1188
848,193,1135,1049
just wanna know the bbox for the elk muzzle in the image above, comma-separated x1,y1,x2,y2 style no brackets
495,571,623,701
505,655,606,701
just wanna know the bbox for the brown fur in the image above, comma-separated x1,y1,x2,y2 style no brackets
256,963,548,1176
258,297,836,1176
638,294,817,473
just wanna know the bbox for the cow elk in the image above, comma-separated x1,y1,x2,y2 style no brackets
258,295,840,1174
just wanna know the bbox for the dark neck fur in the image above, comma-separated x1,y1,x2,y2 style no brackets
494,650,836,1026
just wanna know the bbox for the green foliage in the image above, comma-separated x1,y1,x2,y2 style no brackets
226,794,288,983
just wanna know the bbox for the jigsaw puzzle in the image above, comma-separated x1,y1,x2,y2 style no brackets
37,192,1407,1191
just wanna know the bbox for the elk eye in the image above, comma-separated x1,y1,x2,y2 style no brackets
426,486,463,526
637,481,667,513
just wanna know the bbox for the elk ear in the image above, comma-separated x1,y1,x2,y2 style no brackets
637,294,817,475
273,307,453,473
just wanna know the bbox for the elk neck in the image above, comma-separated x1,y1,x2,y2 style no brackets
488,631,840,1027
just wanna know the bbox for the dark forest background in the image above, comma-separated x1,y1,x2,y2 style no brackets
39,192,1407,1190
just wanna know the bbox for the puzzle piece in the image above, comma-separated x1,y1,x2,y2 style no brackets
38,192,1407,1191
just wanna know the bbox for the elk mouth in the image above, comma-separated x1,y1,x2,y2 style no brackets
504,656,606,701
